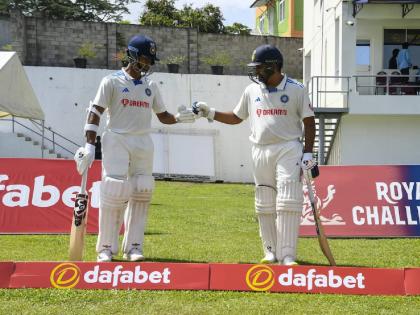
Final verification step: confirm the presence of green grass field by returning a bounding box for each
[0,181,419,314]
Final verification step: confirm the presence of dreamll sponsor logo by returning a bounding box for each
[50,263,81,289]
[245,266,366,292]
[121,99,150,108]
[256,108,287,117]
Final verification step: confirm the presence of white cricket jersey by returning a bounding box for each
[233,75,314,145]
[92,68,166,134]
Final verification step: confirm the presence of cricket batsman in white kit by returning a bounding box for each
[75,34,195,262]
[193,44,317,265]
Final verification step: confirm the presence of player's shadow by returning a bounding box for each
[294,260,367,267]
[144,231,167,235]
[111,257,209,263]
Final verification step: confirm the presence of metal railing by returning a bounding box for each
[354,74,420,96]
[308,76,351,108]
[3,116,80,158]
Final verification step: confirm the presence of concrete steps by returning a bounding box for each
[15,132,64,159]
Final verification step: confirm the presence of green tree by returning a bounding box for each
[224,22,251,35]
[139,0,179,27]
[198,4,224,33]
[0,0,139,22]
[140,0,225,34]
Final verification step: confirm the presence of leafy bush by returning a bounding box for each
[77,42,97,59]
[202,52,231,66]
[1,44,13,51]
[161,55,186,64]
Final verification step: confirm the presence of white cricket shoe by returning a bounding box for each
[123,249,145,262]
[97,249,112,262]
[260,252,277,264]
[282,256,298,266]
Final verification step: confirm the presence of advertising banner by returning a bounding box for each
[1,159,420,237]
[209,263,406,295]
[0,158,101,233]
[9,262,209,290]
[404,268,420,295]
[0,262,14,288]
[1,262,418,295]
[300,165,420,237]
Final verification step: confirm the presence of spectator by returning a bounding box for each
[413,66,420,95]
[95,135,102,160]
[397,42,412,83]
[413,66,420,83]
[388,49,399,69]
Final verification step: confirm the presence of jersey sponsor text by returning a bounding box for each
[121,98,150,108]
[256,108,288,117]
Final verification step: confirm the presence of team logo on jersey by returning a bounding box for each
[280,94,289,103]
[122,88,130,93]
[145,88,152,96]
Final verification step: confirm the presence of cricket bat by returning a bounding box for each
[69,170,89,261]
[304,170,336,266]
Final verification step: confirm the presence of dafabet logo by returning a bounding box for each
[50,263,81,289]
[245,265,275,291]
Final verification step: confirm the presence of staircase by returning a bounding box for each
[313,108,348,165]
[0,117,80,159]
[16,132,64,159]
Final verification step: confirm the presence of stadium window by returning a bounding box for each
[279,0,285,22]
[356,40,370,66]
[383,29,420,69]
[259,15,265,34]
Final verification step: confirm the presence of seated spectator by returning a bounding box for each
[413,66,420,83]
[397,42,412,83]
[388,49,399,69]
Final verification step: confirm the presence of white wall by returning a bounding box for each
[23,67,255,183]
[330,115,420,165]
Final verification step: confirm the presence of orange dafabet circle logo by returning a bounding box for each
[245,264,275,291]
[50,263,81,289]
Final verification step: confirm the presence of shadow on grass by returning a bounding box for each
[111,257,209,263]
[295,260,368,268]
[144,231,168,236]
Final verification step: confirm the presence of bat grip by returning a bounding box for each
[304,170,316,203]
[80,170,88,194]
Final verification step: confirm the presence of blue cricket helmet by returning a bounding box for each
[127,35,159,65]
[248,44,283,68]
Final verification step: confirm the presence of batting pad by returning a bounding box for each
[122,175,155,254]
[275,179,303,262]
[276,210,301,262]
[255,185,277,257]
[96,177,131,255]
[276,179,303,212]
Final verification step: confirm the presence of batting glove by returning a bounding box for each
[74,143,95,175]
[175,105,195,123]
[301,152,319,179]
[192,101,215,122]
